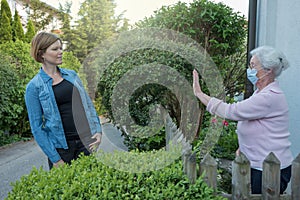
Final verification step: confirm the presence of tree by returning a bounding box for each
[0,11,12,43]
[58,1,72,42]
[12,9,24,41]
[135,0,248,117]
[64,0,121,99]
[68,0,119,62]
[25,0,56,31]
[24,19,36,43]
[96,0,247,148]
[0,0,12,23]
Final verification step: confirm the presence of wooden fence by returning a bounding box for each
[164,114,300,200]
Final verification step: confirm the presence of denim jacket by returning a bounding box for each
[25,67,101,163]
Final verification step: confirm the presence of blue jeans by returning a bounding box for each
[48,139,90,169]
[251,165,291,194]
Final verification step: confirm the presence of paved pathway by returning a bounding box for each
[0,122,127,200]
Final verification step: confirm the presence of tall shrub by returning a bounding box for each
[96,0,247,151]
[12,9,24,41]
[0,11,12,43]
[24,19,36,43]
[0,55,23,134]
[0,41,39,136]
[0,0,12,21]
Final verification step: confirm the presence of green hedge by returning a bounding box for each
[7,153,225,200]
[0,55,24,135]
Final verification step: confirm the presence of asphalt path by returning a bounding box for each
[0,123,127,200]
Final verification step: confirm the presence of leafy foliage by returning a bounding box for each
[123,125,166,152]
[24,19,36,43]
[0,0,13,44]
[195,118,238,160]
[0,55,24,134]
[24,0,62,31]
[193,112,238,193]
[12,9,24,42]
[0,0,12,20]
[0,132,22,146]
[0,41,39,136]
[138,0,247,58]
[96,0,247,152]
[58,1,72,46]
[7,153,225,200]
[65,0,119,62]
[60,51,81,73]
[60,0,122,99]
[0,11,12,43]
[98,48,191,122]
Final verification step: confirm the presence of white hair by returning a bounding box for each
[250,46,289,78]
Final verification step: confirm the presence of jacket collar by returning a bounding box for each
[38,66,68,83]
[254,81,282,94]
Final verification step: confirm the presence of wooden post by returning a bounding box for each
[187,152,197,184]
[292,153,300,200]
[232,152,251,200]
[200,154,217,189]
[262,152,280,200]
[183,148,197,184]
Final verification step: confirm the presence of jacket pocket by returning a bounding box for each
[39,92,51,117]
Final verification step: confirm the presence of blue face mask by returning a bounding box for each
[247,68,258,85]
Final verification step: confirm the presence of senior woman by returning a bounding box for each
[193,46,293,194]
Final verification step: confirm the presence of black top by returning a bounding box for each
[52,79,90,141]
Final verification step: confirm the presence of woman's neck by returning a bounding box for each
[256,77,274,91]
[42,64,58,76]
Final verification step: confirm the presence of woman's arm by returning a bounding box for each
[25,82,62,163]
[193,69,273,121]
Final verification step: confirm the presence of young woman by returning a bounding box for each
[25,32,102,169]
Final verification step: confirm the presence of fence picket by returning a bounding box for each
[262,152,281,199]
[200,153,217,189]
[291,153,300,200]
[164,115,299,200]
[231,152,251,200]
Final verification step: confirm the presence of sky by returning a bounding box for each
[42,0,249,24]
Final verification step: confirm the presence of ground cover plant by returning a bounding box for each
[7,153,226,200]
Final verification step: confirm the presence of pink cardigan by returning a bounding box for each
[207,81,293,169]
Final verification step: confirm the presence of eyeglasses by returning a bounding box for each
[248,62,261,70]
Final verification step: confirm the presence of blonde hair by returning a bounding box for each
[30,32,62,63]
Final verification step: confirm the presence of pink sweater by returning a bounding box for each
[207,81,293,169]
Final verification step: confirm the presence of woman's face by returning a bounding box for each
[42,40,63,66]
[249,55,265,79]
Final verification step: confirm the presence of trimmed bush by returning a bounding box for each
[7,153,225,200]
[0,55,23,135]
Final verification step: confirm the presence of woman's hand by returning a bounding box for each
[53,159,65,168]
[89,133,102,152]
[193,69,203,98]
[236,148,240,156]
[192,69,211,106]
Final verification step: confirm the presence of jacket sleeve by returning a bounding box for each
[207,92,272,121]
[25,82,61,163]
